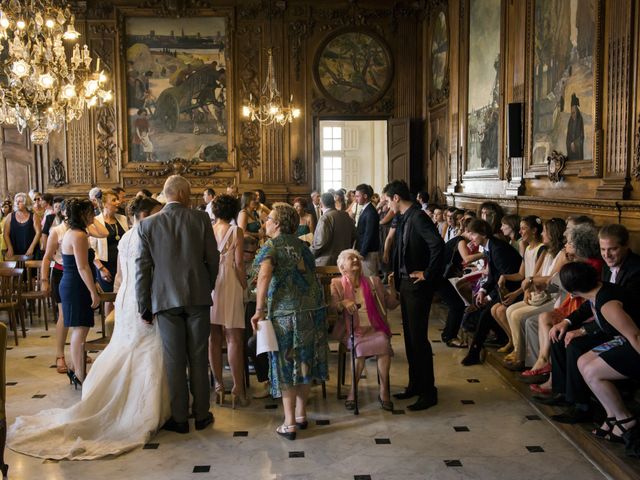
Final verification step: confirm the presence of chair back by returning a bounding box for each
[24,260,43,293]
[315,265,342,327]
[0,262,16,269]
[0,268,24,303]
[6,255,32,269]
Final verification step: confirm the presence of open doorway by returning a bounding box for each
[318,120,388,194]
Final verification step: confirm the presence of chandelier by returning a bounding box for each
[242,48,300,127]
[0,0,113,144]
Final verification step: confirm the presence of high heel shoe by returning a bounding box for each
[295,416,308,430]
[66,370,75,385]
[1,463,8,480]
[276,424,297,440]
[231,389,250,409]
[378,395,394,411]
[461,344,483,366]
[56,356,68,374]
[215,384,226,406]
[72,374,82,390]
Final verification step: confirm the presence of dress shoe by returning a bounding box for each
[551,405,593,424]
[407,394,438,411]
[162,418,189,434]
[503,360,525,372]
[532,393,569,407]
[393,389,417,400]
[195,412,214,431]
[461,350,482,366]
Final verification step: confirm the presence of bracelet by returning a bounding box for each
[256,307,265,312]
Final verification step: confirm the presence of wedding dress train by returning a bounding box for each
[8,225,170,460]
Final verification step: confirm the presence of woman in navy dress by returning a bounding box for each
[59,199,100,387]
[3,192,41,258]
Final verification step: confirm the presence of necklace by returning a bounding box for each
[106,221,120,241]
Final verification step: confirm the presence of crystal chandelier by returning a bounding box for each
[0,0,113,144]
[242,48,300,127]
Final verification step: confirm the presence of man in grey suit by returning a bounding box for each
[311,192,356,266]
[136,175,219,434]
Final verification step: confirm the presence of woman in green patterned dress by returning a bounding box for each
[251,203,328,441]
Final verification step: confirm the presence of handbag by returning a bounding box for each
[528,289,552,307]
[256,319,279,355]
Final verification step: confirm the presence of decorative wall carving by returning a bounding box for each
[124,176,230,189]
[546,150,566,183]
[291,157,305,185]
[136,158,222,177]
[96,105,117,178]
[632,114,640,181]
[289,19,315,81]
[49,158,67,188]
[139,0,216,17]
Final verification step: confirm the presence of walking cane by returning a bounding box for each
[349,303,362,415]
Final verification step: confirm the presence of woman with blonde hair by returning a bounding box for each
[3,192,41,258]
[331,249,399,411]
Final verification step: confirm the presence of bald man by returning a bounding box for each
[136,175,219,433]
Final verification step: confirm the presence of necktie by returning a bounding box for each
[316,205,322,219]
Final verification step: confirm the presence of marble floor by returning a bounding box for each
[4,305,608,480]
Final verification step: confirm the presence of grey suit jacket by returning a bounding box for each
[136,202,219,315]
[311,208,356,266]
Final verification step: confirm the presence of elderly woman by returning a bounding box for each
[330,249,399,411]
[251,203,328,441]
[3,192,41,258]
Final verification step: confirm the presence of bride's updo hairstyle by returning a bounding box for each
[127,196,162,221]
[65,198,95,230]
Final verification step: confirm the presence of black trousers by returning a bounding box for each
[399,278,437,397]
[244,301,269,383]
[436,278,466,342]
[550,331,610,404]
[469,297,508,348]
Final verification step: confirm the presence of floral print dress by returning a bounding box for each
[253,234,329,398]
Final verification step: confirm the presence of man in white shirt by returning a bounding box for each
[309,190,322,225]
[203,188,215,222]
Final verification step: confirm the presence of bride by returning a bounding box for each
[8,196,170,460]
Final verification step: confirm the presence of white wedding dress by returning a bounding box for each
[8,225,170,460]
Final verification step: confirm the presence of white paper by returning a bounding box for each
[256,320,279,355]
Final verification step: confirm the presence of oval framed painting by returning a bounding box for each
[313,28,393,108]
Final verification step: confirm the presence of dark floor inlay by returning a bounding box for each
[32,394,46,399]
[6,382,17,386]
[49,365,56,368]
[526,415,541,421]
[24,355,36,359]
[526,446,545,453]
[392,333,401,336]
[143,443,159,449]
[431,339,442,343]
[461,400,475,405]
[316,419,330,426]
[354,476,372,480]
[65,343,70,346]
[445,460,463,467]
[193,466,211,473]
[392,409,405,415]
[233,431,248,437]
[289,451,304,458]
[375,438,391,444]
[265,404,278,409]
[88,350,99,353]
[466,379,480,383]
[6,347,12,350]
[40,335,50,338]
[454,426,470,432]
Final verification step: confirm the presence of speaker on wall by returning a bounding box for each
[507,102,523,158]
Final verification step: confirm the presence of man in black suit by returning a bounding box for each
[461,219,523,366]
[354,184,380,276]
[307,190,322,226]
[383,180,444,411]
[543,224,640,423]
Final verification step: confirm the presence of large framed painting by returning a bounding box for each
[313,28,393,109]
[429,7,449,107]
[466,0,502,172]
[528,0,601,173]
[124,16,229,164]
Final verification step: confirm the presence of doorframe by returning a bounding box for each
[312,115,391,192]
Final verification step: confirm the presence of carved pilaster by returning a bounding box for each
[288,19,315,82]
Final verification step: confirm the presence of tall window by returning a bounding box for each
[321,126,342,192]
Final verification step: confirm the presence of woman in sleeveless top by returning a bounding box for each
[238,192,263,241]
[3,192,41,258]
[209,195,248,408]
[494,215,545,358]
[59,199,101,387]
[292,197,315,241]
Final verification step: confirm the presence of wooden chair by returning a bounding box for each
[0,262,16,269]
[22,260,49,331]
[98,292,117,338]
[315,266,341,399]
[0,268,25,345]
[82,335,110,381]
[5,255,32,270]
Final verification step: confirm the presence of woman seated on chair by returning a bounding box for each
[330,249,399,411]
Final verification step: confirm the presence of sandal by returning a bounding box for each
[276,423,297,440]
[295,416,308,430]
[55,356,68,374]
[607,416,636,444]
[592,416,616,439]
[344,399,356,410]
[446,338,469,349]
[378,395,394,411]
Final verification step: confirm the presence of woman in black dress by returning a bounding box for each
[559,262,640,453]
[59,199,100,387]
[3,192,41,258]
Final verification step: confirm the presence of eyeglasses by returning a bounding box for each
[34,197,41,201]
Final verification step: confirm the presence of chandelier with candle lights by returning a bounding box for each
[0,0,113,144]
[242,48,300,127]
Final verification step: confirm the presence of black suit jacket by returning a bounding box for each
[569,250,640,328]
[306,204,318,226]
[393,204,444,289]
[482,237,522,300]
[356,203,380,256]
